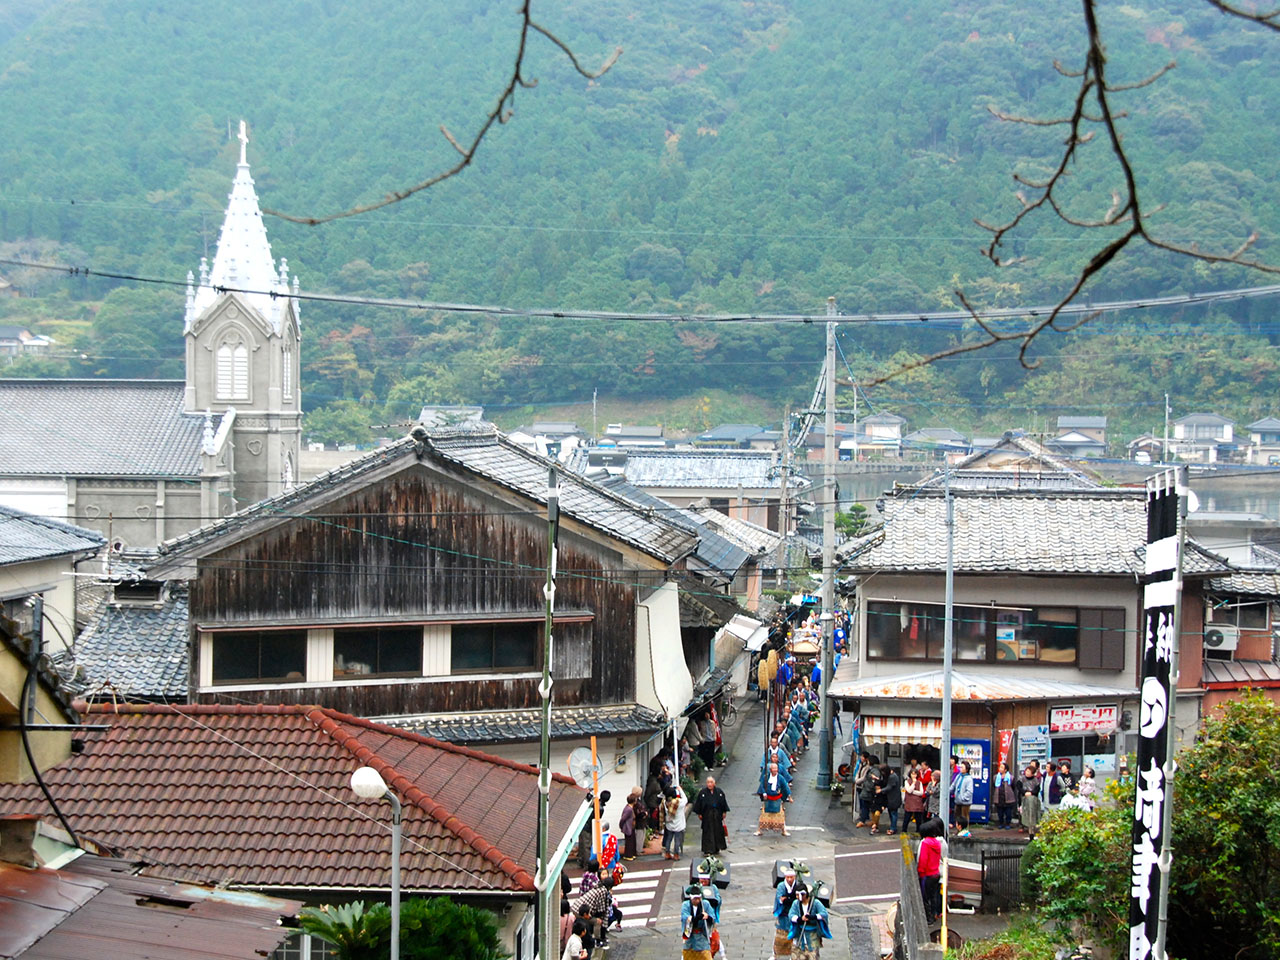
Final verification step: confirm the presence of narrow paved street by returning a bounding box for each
[605,698,893,960]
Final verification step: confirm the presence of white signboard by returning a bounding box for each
[1050,703,1118,734]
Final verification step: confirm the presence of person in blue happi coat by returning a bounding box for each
[788,886,832,960]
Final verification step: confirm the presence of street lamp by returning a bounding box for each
[351,766,402,960]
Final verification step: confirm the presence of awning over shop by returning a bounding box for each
[860,715,944,746]
[828,667,1137,703]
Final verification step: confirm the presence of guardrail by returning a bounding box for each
[894,835,942,960]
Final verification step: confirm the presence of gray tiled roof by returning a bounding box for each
[841,489,1149,575]
[0,379,205,477]
[1175,412,1233,425]
[1247,417,1280,431]
[620,449,807,490]
[691,507,782,556]
[157,424,697,565]
[912,470,1098,492]
[0,505,104,565]
[1204,569,1280,596]
[950,432,1101,486]
[388,703,667,744]
[66,587,189,699]
[598,477,749,578]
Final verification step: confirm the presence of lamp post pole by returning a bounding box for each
[351,767,403,960]
[816,301,837,790]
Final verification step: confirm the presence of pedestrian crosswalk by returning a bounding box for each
[566,866,671,929]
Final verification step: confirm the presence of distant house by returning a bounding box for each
[1170,412,1237,463]
[1049,417,1108,458]
[1246,416,1280,464]
[931,431,1103,490]
[0,275,17,298]
[902,427,970,460]
[602,423,667,448]
[860,412,907,456]
[1127,434,1165,463]
[0,325,35,356]
[692,423,768,449]
[1056,415,1107,443]
[608,447,809,533]
[0,702,586,960]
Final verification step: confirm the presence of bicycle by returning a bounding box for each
[720,684,739,726]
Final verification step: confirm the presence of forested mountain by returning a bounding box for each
[1,0,1278,442]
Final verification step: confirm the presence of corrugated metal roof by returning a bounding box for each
[0,506,104,565]
[156,425,697,566]
[0,854,299,960]
[64,588,189,699]
[0,703,584,895]
[0,380,204,478]
[1201,658,1280,687]
[841,489,1148,576]
[827,665,1137,702]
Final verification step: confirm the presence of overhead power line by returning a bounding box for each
[4,256,1280,326]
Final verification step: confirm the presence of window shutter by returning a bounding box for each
[1080,607,1126,670]
[1079,608,1103,669]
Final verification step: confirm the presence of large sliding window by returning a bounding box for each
[333,625,422,678]
[451,622,539,673]
[867,600,1121,667]
[212,630,307,683]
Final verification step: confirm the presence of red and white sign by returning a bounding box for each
[1049,703,1118,733]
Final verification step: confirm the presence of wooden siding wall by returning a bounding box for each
[191,465,658,712]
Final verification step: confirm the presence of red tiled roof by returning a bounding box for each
[0,703,584,896]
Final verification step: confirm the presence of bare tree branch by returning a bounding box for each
[1204,0,1280,30]
[868,0,1277,387]
[263,2,621,225]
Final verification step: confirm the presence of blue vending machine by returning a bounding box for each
[951,738,991,823]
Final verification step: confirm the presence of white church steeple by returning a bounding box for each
[186,120,295,332]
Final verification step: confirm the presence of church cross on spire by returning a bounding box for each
[238,119,248,165]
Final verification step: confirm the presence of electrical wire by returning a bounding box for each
[4,256,1280,325]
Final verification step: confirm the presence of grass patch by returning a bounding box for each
[948,912,1065,960]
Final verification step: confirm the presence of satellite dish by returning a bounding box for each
[568,747,601,788]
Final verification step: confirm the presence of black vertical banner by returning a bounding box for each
[1130,471,1180,960]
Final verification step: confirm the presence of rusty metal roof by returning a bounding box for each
[0,853,298,960]
[0,703,585,896]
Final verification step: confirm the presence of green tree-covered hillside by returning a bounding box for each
[1,0,1278,440]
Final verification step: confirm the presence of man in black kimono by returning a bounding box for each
[692,775,730,855]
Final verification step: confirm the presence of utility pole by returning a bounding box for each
[535,467,559,960]
[592,388,598,443]
[1163,393,1171,463]
[778,404,791,579]
[816,298,837,790]
[940,466,955,949]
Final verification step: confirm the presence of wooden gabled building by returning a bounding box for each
[146,422,701,796]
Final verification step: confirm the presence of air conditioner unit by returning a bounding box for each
[1204,624,1241,653]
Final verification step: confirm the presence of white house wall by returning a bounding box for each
[635,581,693,719]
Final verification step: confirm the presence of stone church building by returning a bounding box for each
[0,124,301,552]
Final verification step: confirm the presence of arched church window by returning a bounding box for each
[282,342,294,400]
[216,334,249,400]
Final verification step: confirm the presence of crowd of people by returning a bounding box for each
[769,865,833,960]
[852,752,1101,839]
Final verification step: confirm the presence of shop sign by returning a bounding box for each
[1050,703,1118,733]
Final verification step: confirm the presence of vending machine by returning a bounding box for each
[951,738,991,823]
